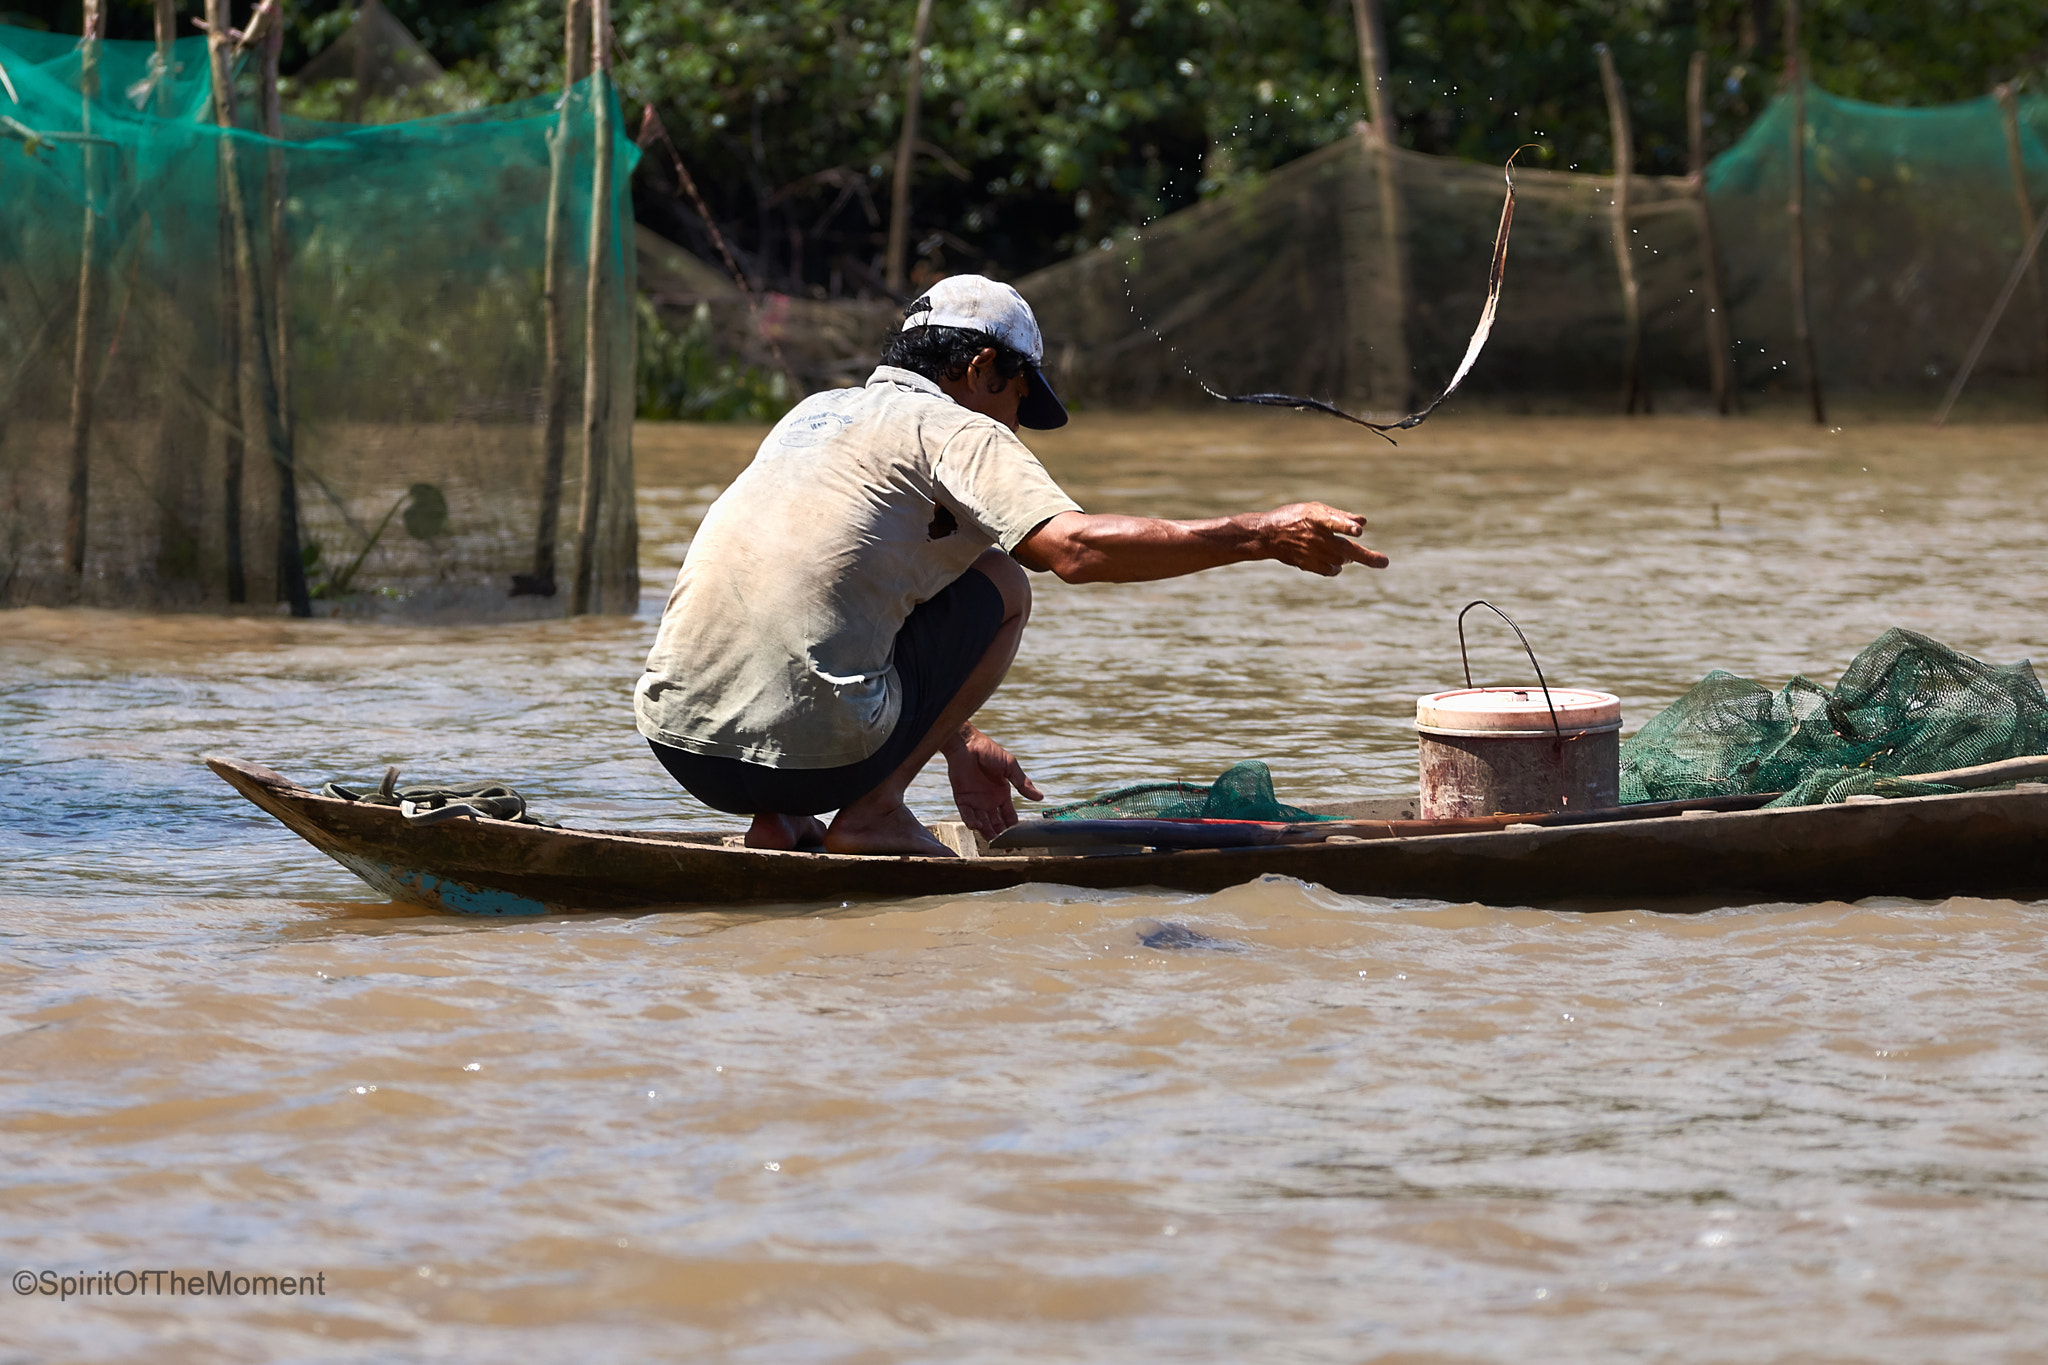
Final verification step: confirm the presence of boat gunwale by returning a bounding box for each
[204,755,2048,914]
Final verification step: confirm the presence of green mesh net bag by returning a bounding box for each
[1621,629,2048,807]
[0,26,638,618]
[1765,769,1965,809]
[1043,760,1333,823]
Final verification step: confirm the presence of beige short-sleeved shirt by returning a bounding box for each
[634,366,1082,768]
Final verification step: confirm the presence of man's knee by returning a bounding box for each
[972,548,1031,623]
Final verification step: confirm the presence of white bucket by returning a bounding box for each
[1415,686,1622,818]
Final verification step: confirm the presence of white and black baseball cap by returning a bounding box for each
[901,275,1068,429]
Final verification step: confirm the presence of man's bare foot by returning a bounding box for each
[745,813,828,851]
[823,798,958,857]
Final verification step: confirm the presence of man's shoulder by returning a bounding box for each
[859,367,986,433]
[768,387,868,451]
[866,368,1035,451]
[791,371,1009,461]
[749,370,1032,477]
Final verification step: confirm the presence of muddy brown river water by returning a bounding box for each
[5,413,2047,1361]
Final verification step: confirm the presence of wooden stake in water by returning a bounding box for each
[1689,50,1737,416]
[206,0,246,602]
[518,0,591,599]
[571,0,615,616]
[63,0,105,579]
[260,14,289,420]
[1783,0,1826,426]
[1995,83,2047,411]
[1932,204,2048,427]
[257,3,310,617]
[153,0,175,110]
[884,0,935,295]
[208,0,309,615]
[1596,43,1644,415]
[1348,0,1412,412]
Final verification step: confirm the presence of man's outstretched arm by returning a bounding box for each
[1011,503,1389,583]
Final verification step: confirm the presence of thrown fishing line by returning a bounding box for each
[1118,145,1533,444]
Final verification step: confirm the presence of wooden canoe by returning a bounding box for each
[205,756,2048,916]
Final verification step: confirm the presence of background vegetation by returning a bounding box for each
[15,1,2048,296]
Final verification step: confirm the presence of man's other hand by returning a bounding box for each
[944,725,1042,839]
[1255,502,1390,576]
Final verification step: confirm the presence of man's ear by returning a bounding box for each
[975,347,1006,391]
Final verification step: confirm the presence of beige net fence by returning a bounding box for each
[1017,134,1704,414]
[1012,86,2048,417]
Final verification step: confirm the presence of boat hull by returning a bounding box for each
[206,757,2048,915]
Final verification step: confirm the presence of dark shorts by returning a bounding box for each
[650,566,1006,816]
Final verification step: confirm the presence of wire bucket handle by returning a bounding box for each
[1456,599,1564,749]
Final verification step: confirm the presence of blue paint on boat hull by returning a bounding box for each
[328,850,553,916]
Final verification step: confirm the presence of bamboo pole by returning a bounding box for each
[565,0,592,87]
[1349,0,1412,411]
[1995,83,2048,411]
[206,0,246,602]
[884,0,935,295]
[349,0,376,123]
[63,0,105,579]
[1932,207,2048,426]
[259,5,310,616]
[146,0,178,577]
[262,21,288,382]
[1783,0,1826,425]
[1689,50,1737,415]
[1596,43,1644,415]
[571,0,615,615]
[141,0,191,588]
[154,0,175,112]
[517,0,591,599]
[208,0,309,615]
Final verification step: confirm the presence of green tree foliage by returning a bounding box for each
[635,297,794,420]
[15,1,2046,289]
[462,0,2048,293]
[491,0,1370,287]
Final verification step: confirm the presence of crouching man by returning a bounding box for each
[635,276,1385,857]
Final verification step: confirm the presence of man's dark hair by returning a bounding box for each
[879,310,1032,386]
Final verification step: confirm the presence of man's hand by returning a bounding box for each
[1253,502,1390,576]
[1014,504,1388,583]
[943,724,1042,839]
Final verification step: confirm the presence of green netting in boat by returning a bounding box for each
[1043,760,1334,823]
[1054,630,2047,822]
[1622,629,2048,807]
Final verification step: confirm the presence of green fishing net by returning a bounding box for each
[1621,629,2048,807]
[1705,85,2048,401]
[0,25,639,617]
[1043,760,1333,823]
[1048,633,2041,824]
[1022,84,2048,411]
